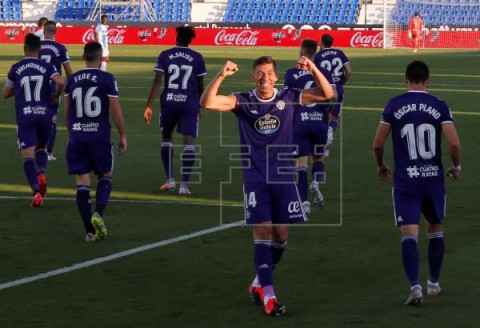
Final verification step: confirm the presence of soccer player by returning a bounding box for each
[284,39,337,212]
[143,26,206,195]
[314,33,351,158]
[409,12,423,53]
[95,14,109,71]
[39,20,73,160]
[64,41,127,242]
[200,56,334,316]
[2,33,64,207]
[33,17,48,40]
[373,61,461,305]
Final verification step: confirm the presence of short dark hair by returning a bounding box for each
[415,11,419,16]
[25,33,41,52]
[37,17,48,27]
[176,26,196,45]
[101,14,108,21]
[44,21,57,35]
[321,34,334,48]
[300,38,318,57]
[405,60,430,83]
[83,41,103,62]
[252,56,277,71]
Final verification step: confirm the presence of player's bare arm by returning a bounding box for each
[443,123,461,180]
[144,70,164,124]
[298,56,334,104]
[344,63,352,84]
[64,95,71,130]
[110,97,127,156]
[200,61,238,112]
[373,123,392,182]
[63,62,73,77]
[1,85,13,99]
[52,73,65,98]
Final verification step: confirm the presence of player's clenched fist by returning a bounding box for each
[296,56,315,71]
[220,61,238,77]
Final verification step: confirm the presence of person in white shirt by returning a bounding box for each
[95,14,109,71]
[33,17,48,40]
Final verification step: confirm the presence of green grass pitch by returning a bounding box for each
[0,44,479,327]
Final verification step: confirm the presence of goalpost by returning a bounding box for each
[383,0,480,49]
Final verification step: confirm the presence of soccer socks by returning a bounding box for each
[401,234,420,287]
[428,232,445,283]
[328,120,338,133]
[95,177,112,216]
[254,240,275,300]
[312,161,325,183]
[271,241,287,268]
[23,157,39,192]
[181,144,195,184]
[35,149,48,174]
[296,167,308,202]
[161,141,174,181]
[47,121,57,154]
[100,61,107,71]
[76,185,95,234]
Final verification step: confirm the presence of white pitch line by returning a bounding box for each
[0,220,243,291]
[0,195,243,207]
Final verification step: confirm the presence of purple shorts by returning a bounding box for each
[293,123,328,157]
[160,107,199,137]
[66,139,113,176]
[17,118,51,150]
[392,183,446,227]
[243,182,307,225]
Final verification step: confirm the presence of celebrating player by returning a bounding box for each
[64,41,127,242]
[200,56,334,316]
[143,26,206,195]
[314,33,351,158]
[95,14,109,71]
[39,20,73,160]
[373,61,461,305]
[284,39,337,212]
[409,12,423,53]
[2,33,64,207]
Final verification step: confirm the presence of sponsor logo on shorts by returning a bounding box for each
[72,122,100,132]
[255,114,280,135]
[301,111,324,122]
[23,105,47,115]
[166,92,188,102]
[287,201,300,213]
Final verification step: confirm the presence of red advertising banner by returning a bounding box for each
[0,25,478,48]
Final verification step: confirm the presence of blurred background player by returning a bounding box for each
[95,14,109,71]
[39,20,73,160]
[409,12,423,53]
[143,26,206,195]
[2,33,64,207]
[33,17,48,40]
[314,33,351,159]
[373,60,461,305]
[64,41,127,242]
[200,56,333,316]
[284,39,337,212]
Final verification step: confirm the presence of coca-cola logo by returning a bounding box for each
[350,31,384,48]
[82,28,126,44]
[138,29,151,41]
[214,29,259,46]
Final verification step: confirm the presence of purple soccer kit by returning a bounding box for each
[154,46,207,137]
[314,47,349,117]
[65,68,118,176]
[6,57,58,149]
[380,90,454,226]
[233,88,307,225]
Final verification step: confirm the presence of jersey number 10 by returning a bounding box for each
[401,123,436,160]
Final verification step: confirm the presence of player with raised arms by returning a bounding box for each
[200,55,334,316]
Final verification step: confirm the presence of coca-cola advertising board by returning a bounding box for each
[0,25,478,48]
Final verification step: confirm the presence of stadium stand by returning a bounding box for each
[222,0,362,24]
[389,0,480,26]
[0,0,22,20]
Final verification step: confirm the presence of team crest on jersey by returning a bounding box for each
[276,100,286,110]
[255,114,280,134]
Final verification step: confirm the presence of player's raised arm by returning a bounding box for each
[200,61,238,112]
[144,70,164,124]
[298,56,334,105]
[443,123,461,180]
[373,123,392,182]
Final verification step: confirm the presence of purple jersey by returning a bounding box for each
[39,39,70,76]
[65,68,118,142]
[234,88,302,183]
[314,48,350,86]
[154,46,206,112]
[284,67,334,134]
[380,90,454,187]
[6,57,58,124]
